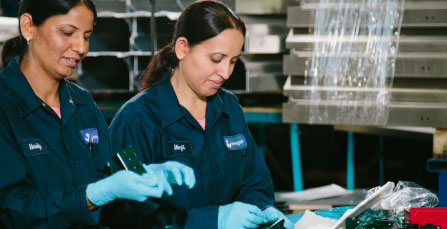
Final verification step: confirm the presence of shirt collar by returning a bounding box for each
[155,74,230,128]
[1,57,85,118]
[205,89,230,129]
[59,79,87,106]
[156,76,184,128]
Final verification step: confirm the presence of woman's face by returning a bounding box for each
[178,28,244,98]
[28,4,93,78]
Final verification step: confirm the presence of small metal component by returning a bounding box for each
[257,219,286,229]
[104,146,146,175]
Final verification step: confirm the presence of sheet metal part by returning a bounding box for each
[242,16,289,54]
[241,54,285,92]
[284,31,447,78]
[94,0,127,13]
[235,0,296,15]
[283,77,447,127]
[93,0,196,13]
[284,54,447,79]
[288,2,447,28]
[285,32,447,53]
[236,0,292,92]
[282,0,447,127]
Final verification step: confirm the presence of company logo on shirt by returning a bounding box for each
[80,128,99,144]
[29,143,43,151]
[225,139,245,149]
[174,144,186,152]
[223,134,247,151]
[84,133,99,144]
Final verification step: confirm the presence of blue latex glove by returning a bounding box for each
[144,161,195,196]
[218,202,265,229]
[262,207,294,229]
[86,169,163,206]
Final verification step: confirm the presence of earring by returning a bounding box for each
[26,37,30,45]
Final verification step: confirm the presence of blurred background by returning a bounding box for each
[1,0,445,205]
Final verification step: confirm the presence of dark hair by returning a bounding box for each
[1,0,97,68]
[140,0,246,90]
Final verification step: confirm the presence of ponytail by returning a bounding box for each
[1,36,27,69]
[140,43,178,90]
[140,0,245,90]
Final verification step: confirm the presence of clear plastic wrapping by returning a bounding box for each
[369,181,439,215]
[359,181,439,228]
[304,0,405,125]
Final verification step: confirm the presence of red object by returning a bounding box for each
[410,207,447,228]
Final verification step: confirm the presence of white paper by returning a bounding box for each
[294,210,338,229]
[331,181,395,229]
[278,184,353,201]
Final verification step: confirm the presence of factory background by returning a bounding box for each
[0,0,444,203]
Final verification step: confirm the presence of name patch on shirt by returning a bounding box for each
[21,138,49,157]
[223,134,247,151]
[80,128,99,144]
[167,141,193,157]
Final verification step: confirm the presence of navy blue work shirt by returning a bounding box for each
[0,57,111,228]
[108,76,275,228]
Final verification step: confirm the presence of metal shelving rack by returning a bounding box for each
[77,0,186,93]
[282,0,447,128]
[281,0,447,192]
[235,0,296,92]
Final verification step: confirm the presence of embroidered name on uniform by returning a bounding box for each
[29,143,42,151]
[174,144,186,152]
[223,134,247,151]
[21,139,48,157]
[80,128,99,144]
[168,141,193,156]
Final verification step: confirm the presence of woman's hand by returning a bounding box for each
[144,161,196,196]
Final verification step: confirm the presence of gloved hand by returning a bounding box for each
[218,202,265,229]
[262,207,294,229]
[86,169,163,206]
[144,161,195,196]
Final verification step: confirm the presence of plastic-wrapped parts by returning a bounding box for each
[303,0,405,125]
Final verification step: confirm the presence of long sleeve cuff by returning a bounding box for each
[49,185,100,225]
[185,205,219,229]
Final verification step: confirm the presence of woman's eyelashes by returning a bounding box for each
[60,30,91,41]
[61,30,74,37]
[211,57,238,64]
[211,58,221,63]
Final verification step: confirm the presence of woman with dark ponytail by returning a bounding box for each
[1,36,26,69]
[109,1,294,228]
[140,44,178,89]
[0,1,196,228]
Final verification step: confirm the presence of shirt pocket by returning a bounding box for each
[223,134,248,159]
[79,127,99,156]
[20,138,57,188]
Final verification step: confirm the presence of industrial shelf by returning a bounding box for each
[77,0,177,92]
